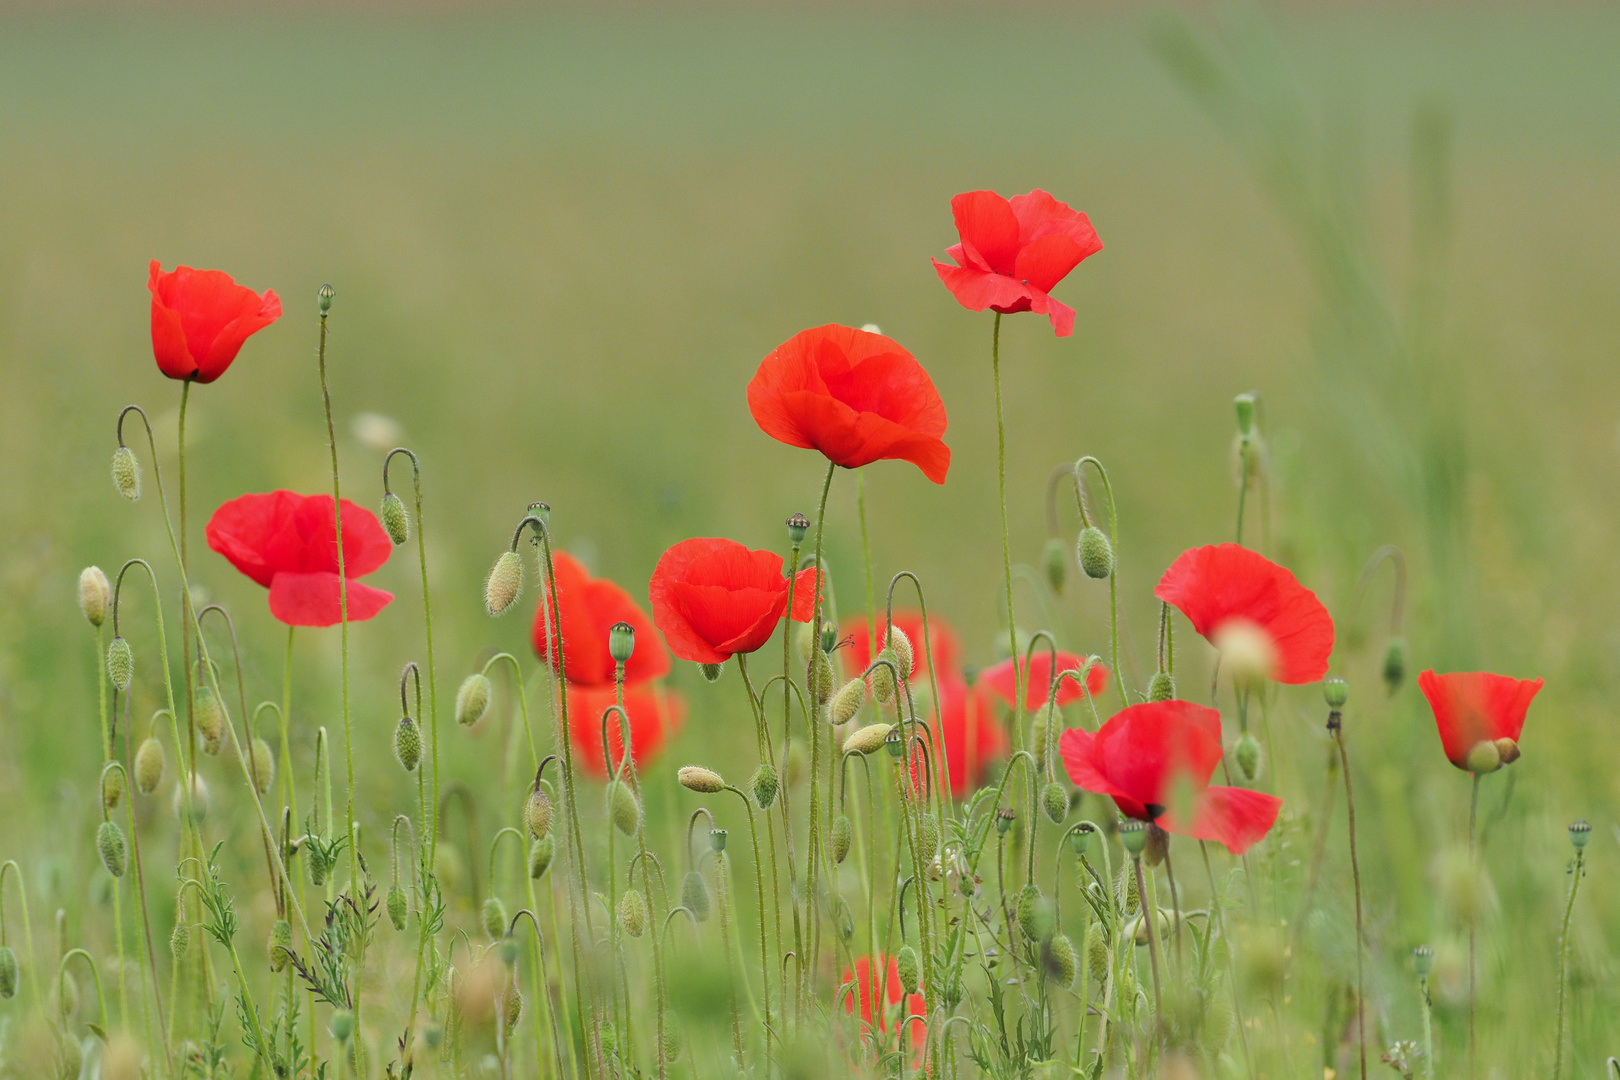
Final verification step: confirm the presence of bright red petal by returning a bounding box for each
[843,611,961,681]
[267,572,392,627]
[932,260,1039,315]
[650,538,802,662]
[1169,785,1281,855]
[533,551,668,687]
[147,262,280,384]
[566,682,685,778]
[1061,700,1224,812]
[979,652,1107,711]
[949,191,1021,276]
[1417,669,1543,769]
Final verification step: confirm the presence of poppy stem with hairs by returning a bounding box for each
[1468,770,1481,1080]
[1552,832,1585,1080]
[803,459,835,1008]
[1132,853,1165,1044]
[990,313,1025,744]
[386,448,441,867]
[1330,707,1368,1080]
[1200,840,1257,1080]
[858,469,876,659]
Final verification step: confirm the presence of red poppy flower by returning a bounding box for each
[932,189,1102,337]
[1058,700,1281,855]
[747,324,950,484]
[531,551,669,687]
[979,651,1109,712]
[841,955,925,1047]
[149,261,282,383]
[566,682,686,778]
[919,679,1007,797]
[205,491,393,627]
[1155,544,1334,685]
[1417,670,1543,771]
[649,538,820,664]
[841,611,961,683]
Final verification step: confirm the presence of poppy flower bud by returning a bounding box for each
[808,651,836,700]
[750,764,779,809]
[1043,537,1069,596]
[1018,883,1053,942]
[268,919,294,970]
[525,787,552,839]
[503,983,525,1034]
[709,828,727,853]
[609,621,636,665]
[831,815,853,865]
[528,835,555,879]
[1233,733,1263,783]
[170,920,191,961]
[386,885,407,931]
[1042,782,1070,825]
[329,1008,355,1044]
[896,945,921,996]
[1119,820,1147,859]
[995,807,1015,836]
[1464,740,1502,775]
[786,513,810,547]
[918,812,940,861]
[1077,527,1113,580]
[111,445,142,501]
[456,673,492,727]
[1085,922,1110,984]
[833,895,855,942]
[308,844,330,888]
[380,492,410,546]
[1323,676,1349,710]
[135,736,165,794]
[482,896,508,939]
[619,888,648,937]
[101,767,125,813]
[1412,945,1434,977]
[885,625,915,681]
[247,737,275,794]
[317,283,335,316]
[394,716,422,772]
[678,765,725,793]
[700,662,724,683]
[663,1019,685,1063]
[0,946,16,999]
[486,550,523,616]
[609,781,641,836]
[1493,737,1520,766]
[681,870,711,922]
[97,820,127,878]
[194,684,224,755]
[1147,671,1175,703]
[1382,637,1408,696]
[78,567,111,627]
[842,723,891,756]
[869,651,899,704]
[1569,819,1592,850]
[829,678,867,727]
[1047,933,1078,989]
[785,737,808,787]
[107,636,134,691]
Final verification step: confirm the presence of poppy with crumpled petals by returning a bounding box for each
[649,537,819,664]
[1418,669,1543,771]
[748,324,951,484]
[1059,699,1281,855]
[979,651,1109,712]
[567,683,686,778]
[1155,544,1334,685]
[532,550,670,687]
[205,491,393,627]
[932,189,1102,337]
[149,261,282,383]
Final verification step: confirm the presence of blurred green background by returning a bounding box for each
[2,0,1618,1068]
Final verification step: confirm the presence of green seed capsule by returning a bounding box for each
[1078,526,1113,580]
[394,716,422,772]
[1147,671,1175,702]
[97,820,127,878]
[680,870,710,922]
[528,836,555,880]
[619,888,648,937]
[107,637,134,692]
[1048,933,1078,988]
[387,886,408,931]
[750,764,779,810]
[831,815,853,865]
[609,781,640,836]
[111,445,142,501]
[380,492,410,546]
[329,1008,355,1043]
[268,919,293,971]
[896,945,920,996]
[1233,733,1262,783]
[456,673,492,727]
[1041,782,1070,825]
[525,787,553,839]
[485,550,523,616]
[699,662,724,683]
[135,737,165,795]
[482,897,508,940]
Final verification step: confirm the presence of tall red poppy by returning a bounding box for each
[567,683,686,778]
[841,955,925,1047]
[747,324,951,484]
[149,261,282,383]
[1155,544,1334,685]
[649,538,819,664]
[932,189,1102,337]
[1417,670,1543,771]
[205,491,393,627]
[532,551,670,686]
[979,651,1109,712]
[1058,700,1281,855]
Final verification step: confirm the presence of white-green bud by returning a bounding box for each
[829,677,867,726]
[111,445,142,501]
[456,673,492,727]
[525,786,553,838]
[1077,526,1113,580]
[394,716,422,772]
[380,492,410,546]
[329,1008,355,1044]
[194,684,224,755]
[1041,782,1070,825]
[485,550,523,616]
[681,870,710,922]
[842,723,891,756]
[169,921,190,961]
[107,636,133,691]
[97,820,127,878]
[831,815,853,865]
[896,945,920,996]
[134,736,165,794]
[1147,671,1175,702]
[528,835,555,879]
[619,888,648,937]
[101,767,125,812]
[482,896,508,939]
[247,737,275,794]
[609,781,641,836]
[78,567,110,627]
[678,766,725,794]
[1047,933,1078,988]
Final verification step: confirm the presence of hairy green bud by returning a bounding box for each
[485,550,523,616]
[1382,637,1408,696]
[111,445,142,501]
[97,820,127,878]
[884,625,915,682]
[387,886,408,931]
[394,716,422,772]
[525,786,553,838]
[1233,733,1262,783]
[833,895,855,942]
[1043,536,1068,596]
[918,812,940,862]
[750,763,779,809]
[829,677,867,727]
[1147,671,1175,702]
[194,684,224,756]
[247,737,275,794]
[681,870,711,922]
[869,650,899,704]
[1041,782,1070,825]
[619,888,648,937]
[456,672,492,727]
[528,835,555,879]
[482,896,509,940]
[107,636,134,692]
[808,651,836,700]
[268,919,293,971]
[135,736,165,794]
[1077,526,1113,580]
[78,567,110,628]
[0,946,16,999]
[1047,933,1078,988]
[842,723,891,756]
[662,1018,685,1062]
[503,983,524,1035]
[699,662,724,683]
[380,492,410,546]
[896,945,920,996]
[831,815,853,865]
[1017,883,1053,943]
[1085,921,1110,984]
[170,920,190,961]
[677,765,724,794]
[329,1008,355,1043]
[609,781,641,836]
[101,767,126,813]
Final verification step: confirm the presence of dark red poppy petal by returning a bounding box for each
[1418,669,1544,769]
[267,572,392,627]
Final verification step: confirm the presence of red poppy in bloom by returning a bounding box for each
[149,261,282,383]
[979,651,1109,712]
[649,538,820,664]
[1417,670,1543,772]
[205,491,393,627]
[532,551,670,687]
[1059,700,1281,855]
[932,189,1102,337]
[841,956,925,1047]
[1155,544,1334,685]
[566,683,686,778]
[747,324,951,484]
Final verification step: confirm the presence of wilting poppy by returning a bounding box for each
[1155,544,1334,685]
[1417,670,1543,772]
[649,537,819,664]
[532,551,669,687]
[841,955,926,1047]
[1058,699,1281,855]
[149,261,282,383]
[979,651,1109,712]
[747,324,951,484]
[932,189,1102,337]
[205,491,392,627]
[566,683,686,778]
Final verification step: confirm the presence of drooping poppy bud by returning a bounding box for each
[831,815,853,864]
[918,812,940,861]
[456,673,492,727]
[750,764,778,809]
[525,787,552,839]
[678,766,724,794]
[843,723,891,756]
[247,738,275,794]
[1233,733,1262,783]
[1147,671,1175,702]
[1017,883,1053,942]
[619,888,648,937]
[1047,933,1078,989]
[97,820,128,878]
[485,551,523,616]
[833,895,855,942]
[681,870,711,922]
[1077,527,1113,580]
[380,492,410,546]
[112,446,142,501]
[194,683,225,756]
[1085,922,1109,984]
[481,897,508,939]
[135,736,165,794]
[107,636,134,691]
[1383,637,1408,696]
[528,836,554,879]
[609,781,641,836]
[870,650,899,704]
[268,919,294,970]
[169,920,191,961]
[394,716,422,772]
[1042,782,1070,825]
[0,946,17,999]
[387,886,408,931]
[102,768,125,813]
[78,567,111,628]
[896,945,920,996]
[829,678,867,726]
[1043,537,1068,595]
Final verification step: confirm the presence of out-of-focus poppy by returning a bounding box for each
[566,683,686,778]
[532,551,669,686]
[978,651,1109,712]
[1417,669,1542,772]
[841,955,925,1047]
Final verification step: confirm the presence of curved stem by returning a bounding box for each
[1074,457,1127,713]
[57,948,109,1035]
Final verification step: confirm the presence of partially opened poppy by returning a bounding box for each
[748,324,951,484]
[149,261,282,383]
[566,683,686,778]
[532,551,670,686]
[1417,670,1543,772]
[932,189,1102,337]
[1058,699,1281,855]
[205,491,393,627]
[841,955,925,1047]
[1155,544,1334,685]
[649,537,819,664]
[979,651,1109,712]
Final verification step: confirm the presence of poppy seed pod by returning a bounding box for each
[786,512,810,547]
[681,870,711,922]
[608,621,636,665]
[699,662,724,683]
[111,445,142,501]
[394,716,422,772]
[1041,782,1069,825]
[831,815,853,865]
[1070,825,1092,858]
[247,737,275,794]
[1043,537,1069,596]
[995,807,1015,836]
[525,787,553,838]
[329,1008,355,1044]
[820,619,839,654]
[170,920,191,961]
[842,723,891,756]
[1234,392,1257,438]
[1323,676,1349,710]
[884,726,906,759]
[1494,737,1521,766]
[1147,671,1175,702]
[1465,740,1502,775]
[0,946,16,999]
[101,767,125,812]
[387,885,408,931]
[619,888,648,937]
[78,567,111,627]
[134,736,165,794]
[456,673,492,727]
[481,896,508,940]
[1233,733,1262,783]
[750,764,779,809]
[609,781,641,836]
[678,765,725,794]
[194,684,224,755]
[107,636,134,692]
[380,492,410,546]
[1412,945,1434,977]
[709,828,727,853]
[1077,527,1113,580]
[1382,637,1408,695]
[918,812,940,862]
[1570,819,1592,850]
[829,678,867,727]
[1047,933,1078,989]
[268,919,293,970]
[1119,820,1147,859]
[97,820,127,878]
[485,550,523,616]
[1085,922,1110,984]
[529,835,555,879]
[896,945,920,996]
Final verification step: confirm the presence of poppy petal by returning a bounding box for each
[1171,785,1282,855]
[980,652,1108,711]
[949,191,1021,275]
[565,682,685,778]
[267,572,392,627]
[1417,669,1543,769]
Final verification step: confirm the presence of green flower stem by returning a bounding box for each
[57,948,109,1036]
[1200,841,1256,1080]
[1552,846,1585,1080]
[858,468,876,658]
[735,654,786,1040]
[775,550,807,1020]
[1468,771,1481,1080]
[725,784,773,1068]
[1331,717,1368,1080]
[1073,457,1126,713]
[386,449,441,861]
[715,850,746,1066]
[1419,970,1434,1080]
[612,697,669,1080]
[802,460,836,1009]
